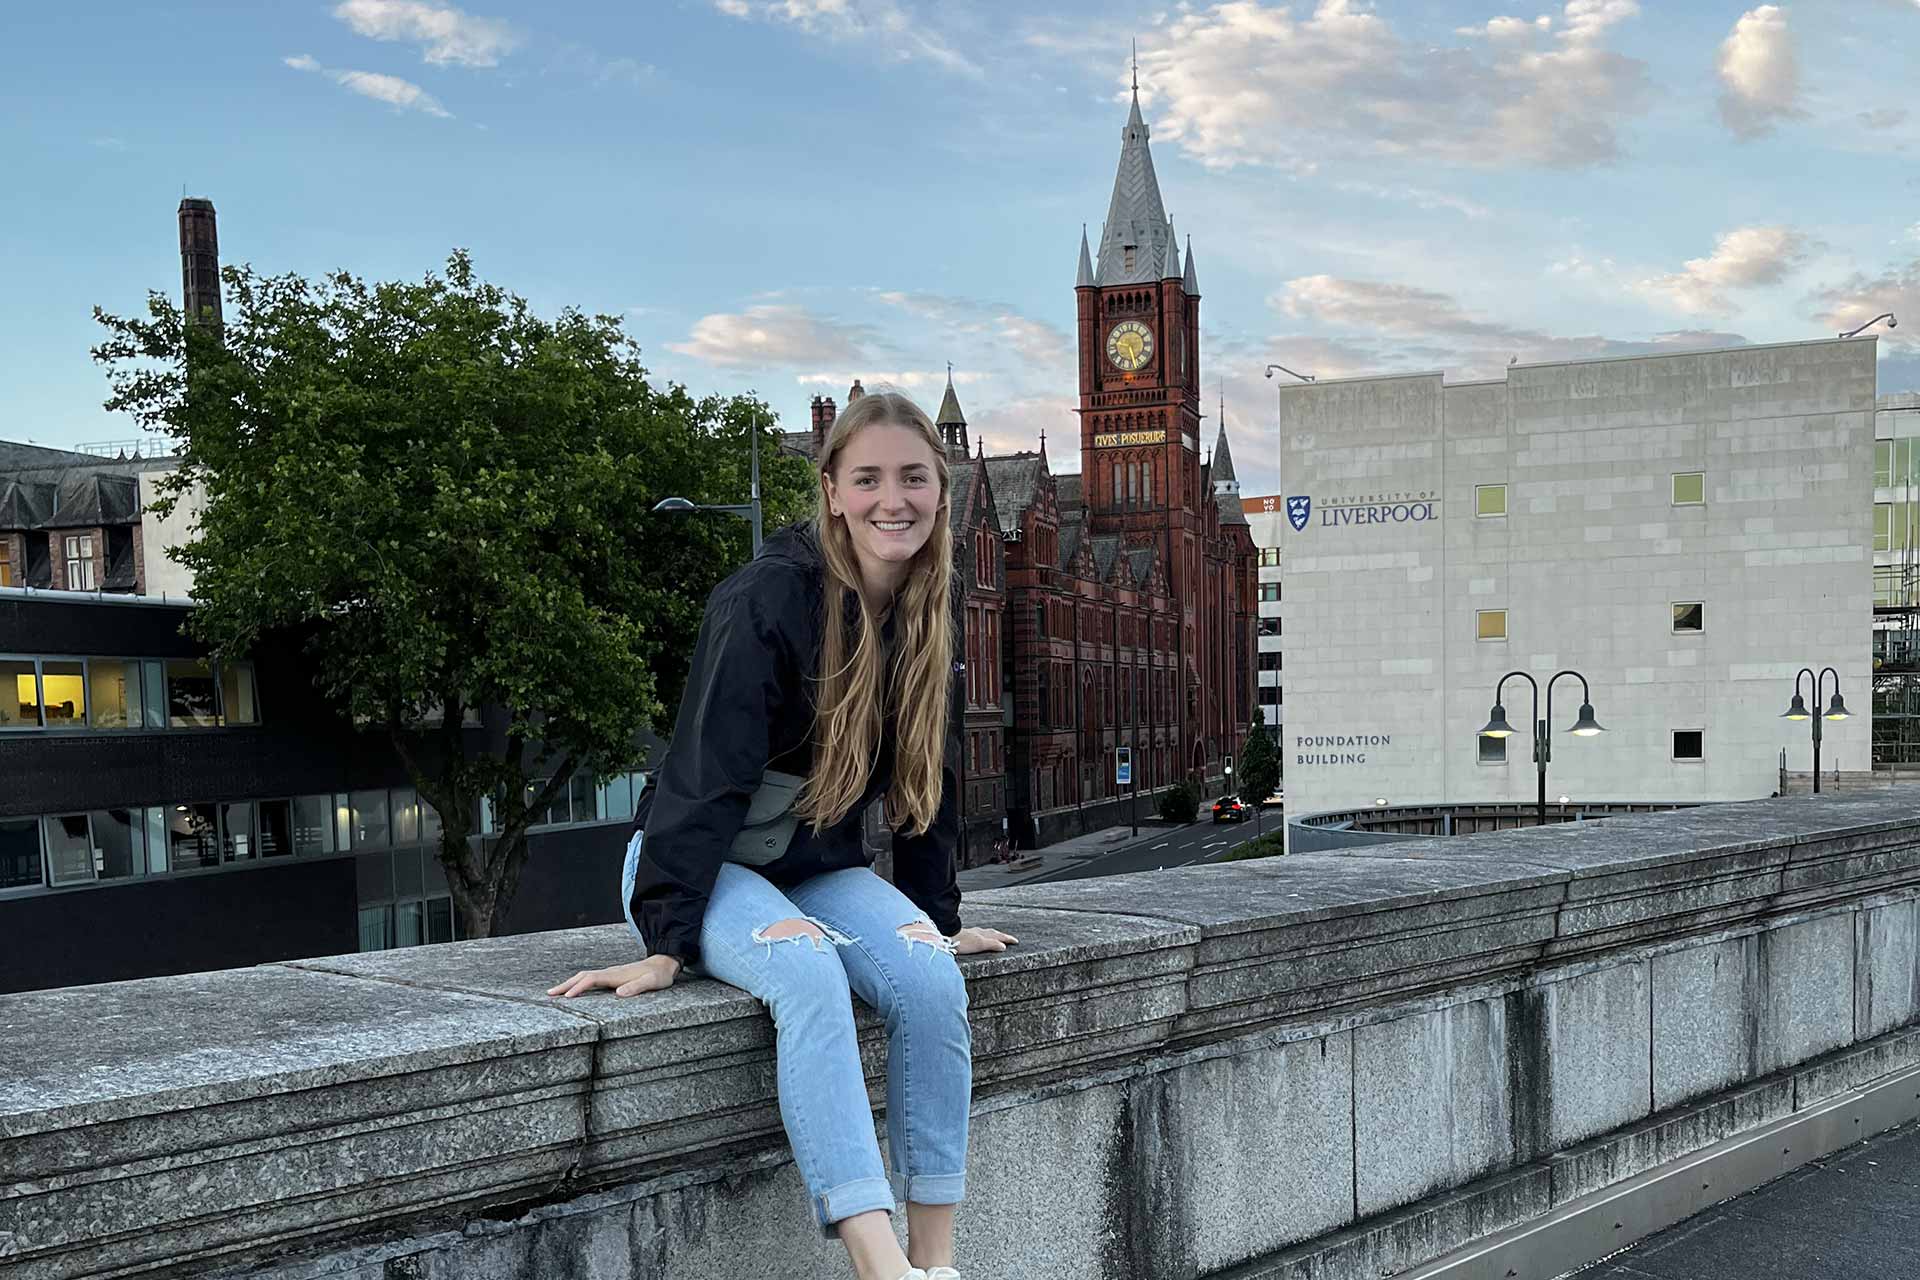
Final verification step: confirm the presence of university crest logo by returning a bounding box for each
[1286,495,1311,532]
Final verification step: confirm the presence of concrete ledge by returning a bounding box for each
[4,791,1920,1278]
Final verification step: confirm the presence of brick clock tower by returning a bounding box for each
[1075,75,1218,770]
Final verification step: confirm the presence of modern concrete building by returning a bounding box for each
[1243,494,1284,733]
[1278,338,1877,821]
[1873,390,1920,766]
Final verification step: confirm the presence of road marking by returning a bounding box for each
[1203,840,1227,849]
[1152,842,1169,850]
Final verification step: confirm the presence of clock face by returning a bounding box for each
[1106,320,1153,372]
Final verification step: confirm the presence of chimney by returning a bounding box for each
[178,197,222,328]
[846,378,865,403]
[810,395,837,461]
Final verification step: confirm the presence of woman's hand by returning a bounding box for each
[950,926,1019,955]
[547,955,682,999]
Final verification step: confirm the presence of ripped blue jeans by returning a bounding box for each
[621,834,971,1232]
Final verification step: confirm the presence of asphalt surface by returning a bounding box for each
[1565,1117,1920,1280]
[1020,809,1279,884]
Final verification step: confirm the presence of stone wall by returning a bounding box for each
[4,792,1920,1279]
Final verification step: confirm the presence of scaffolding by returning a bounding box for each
[1873,404,1920,769]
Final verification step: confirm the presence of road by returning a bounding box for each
[1023,809,1281,884]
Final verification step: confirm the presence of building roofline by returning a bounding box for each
[1283,336,1880,393]
[0,585,197,610]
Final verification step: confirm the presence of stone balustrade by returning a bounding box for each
[4,791,1920,1279]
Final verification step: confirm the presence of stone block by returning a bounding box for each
[1652,934,1754,1111]
[1856,896,1920,1039]
[1547,1076,1793,1205]
[1757,912,1856,1077]
[1539,961,1651,1147]
[1353,997,1512,1218]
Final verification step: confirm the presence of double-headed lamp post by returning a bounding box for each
[1478,670,1606,828]
[652,413,764,554]
[1781,667,1851,793]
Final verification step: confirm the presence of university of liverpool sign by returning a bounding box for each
[1093,429,1167,448]
[1287,490,1439,533]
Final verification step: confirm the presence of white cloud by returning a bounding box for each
[1859,108,1909,131]
[285,54,452,117]
[1137,0,1649,172]
[332,0,518,67]
[668,304,878,367]
[711,0,976,75]
[876,292,1072,371]
[1273,274,1748,378]
[1715,6,1805,141]
[1636,225,1814,313]
[796,369,987,391]
[1331,180,1491,220]
[1808,259,1919,349]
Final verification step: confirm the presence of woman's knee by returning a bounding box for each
[744,917,858,1009]
[890,921,970,1019]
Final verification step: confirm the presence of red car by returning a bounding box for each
[1212,796,1248,823]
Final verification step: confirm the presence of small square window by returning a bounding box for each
[1478,734,1507,763]
[1475,484,1507,517]
[1672,472,1705,505]
[1673,730,1704,761]
[1672,602,1703,633]
[1476,609,1508,641]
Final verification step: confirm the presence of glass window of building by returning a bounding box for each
[166,659,219,727]
[91,808,143,879]
[44,814,94,885]
[1257,685,1280,707]
[220,662,260,726]
[64,534,97,591]
[1475,484,1507,517]
[292,795,335,856]
[0,816,41,888]
[358,906,393,952]
[139,660,166,728]
[1673,602,1704,633]
[1672,472,1706,506]
[87,660,140,729]
[1476,610,1508,641]
[0,539,11,587]
[1259,583,1280,602]
[351,789,390,848]
[40,660,85,726]
[419,795,444,843]
[392,787,420,844]
[1876,503,1893,552]
[220,801,256,861]
[598,772,635,823]
[1479,734,1506,763]
[1673,730,1704,760]
[2,659,40,729]
[143,809,168,874]
[168,803,220,870]
[427,897,455,944]
[1259,652,1282,671]
[257,800,292,858]
[1878,441,1894,487]
[570,773,595,824]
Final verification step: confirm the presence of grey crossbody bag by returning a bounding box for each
[727,769,807,866]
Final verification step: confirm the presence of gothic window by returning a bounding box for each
[1144,459,1154,508]
[1111,462,1121,512]
[1124,246,1137,273]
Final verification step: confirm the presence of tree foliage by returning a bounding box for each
[93,251,815,937]
[1237,718,1281,835]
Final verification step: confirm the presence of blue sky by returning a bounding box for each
[4,0,1917,499]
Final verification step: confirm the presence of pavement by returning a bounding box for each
[1565,1117,1920,1280]
[955,802,1282,893]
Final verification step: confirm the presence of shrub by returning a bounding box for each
[1221,829,1287,861]
[1157,781,1200,824]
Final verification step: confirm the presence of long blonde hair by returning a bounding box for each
[799,391,955,836]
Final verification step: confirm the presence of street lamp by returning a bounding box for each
[1838,313,1897,340]
[1781,666,1851,793]
[1479,669,1606,827]
[1264,363,1315,383]
[652,411,765,554]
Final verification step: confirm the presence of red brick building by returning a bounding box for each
[796,84,1256,857]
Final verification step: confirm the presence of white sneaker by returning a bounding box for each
[926,1270,960,1280]
[893,1271,929,1280]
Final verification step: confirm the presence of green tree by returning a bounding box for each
[93,252,813,937]
[1237,718,1281,836]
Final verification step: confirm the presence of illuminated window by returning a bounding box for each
[1476,610,1508,641]
[1672,472,1705,506]
[87,660,140,728]
[221,662,259,725]
[0,538,11,588]
[2,659,40,729]
[1475,484,1507,517]
[40,661,84,725]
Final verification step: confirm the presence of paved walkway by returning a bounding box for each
[1566,1118,1920,1279]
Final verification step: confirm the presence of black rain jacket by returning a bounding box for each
[627,520,964,965]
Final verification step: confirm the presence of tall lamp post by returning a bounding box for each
[1781,667,1851,793]
[1478,669,1606,827]
[652,412,764,554]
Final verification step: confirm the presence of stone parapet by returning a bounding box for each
[3,791,1920,1278]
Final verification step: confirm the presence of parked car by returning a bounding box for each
[1212,795,1248,823]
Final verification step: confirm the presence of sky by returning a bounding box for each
[3,0,1918,502]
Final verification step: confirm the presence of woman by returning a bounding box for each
[550,390,1016,1280]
